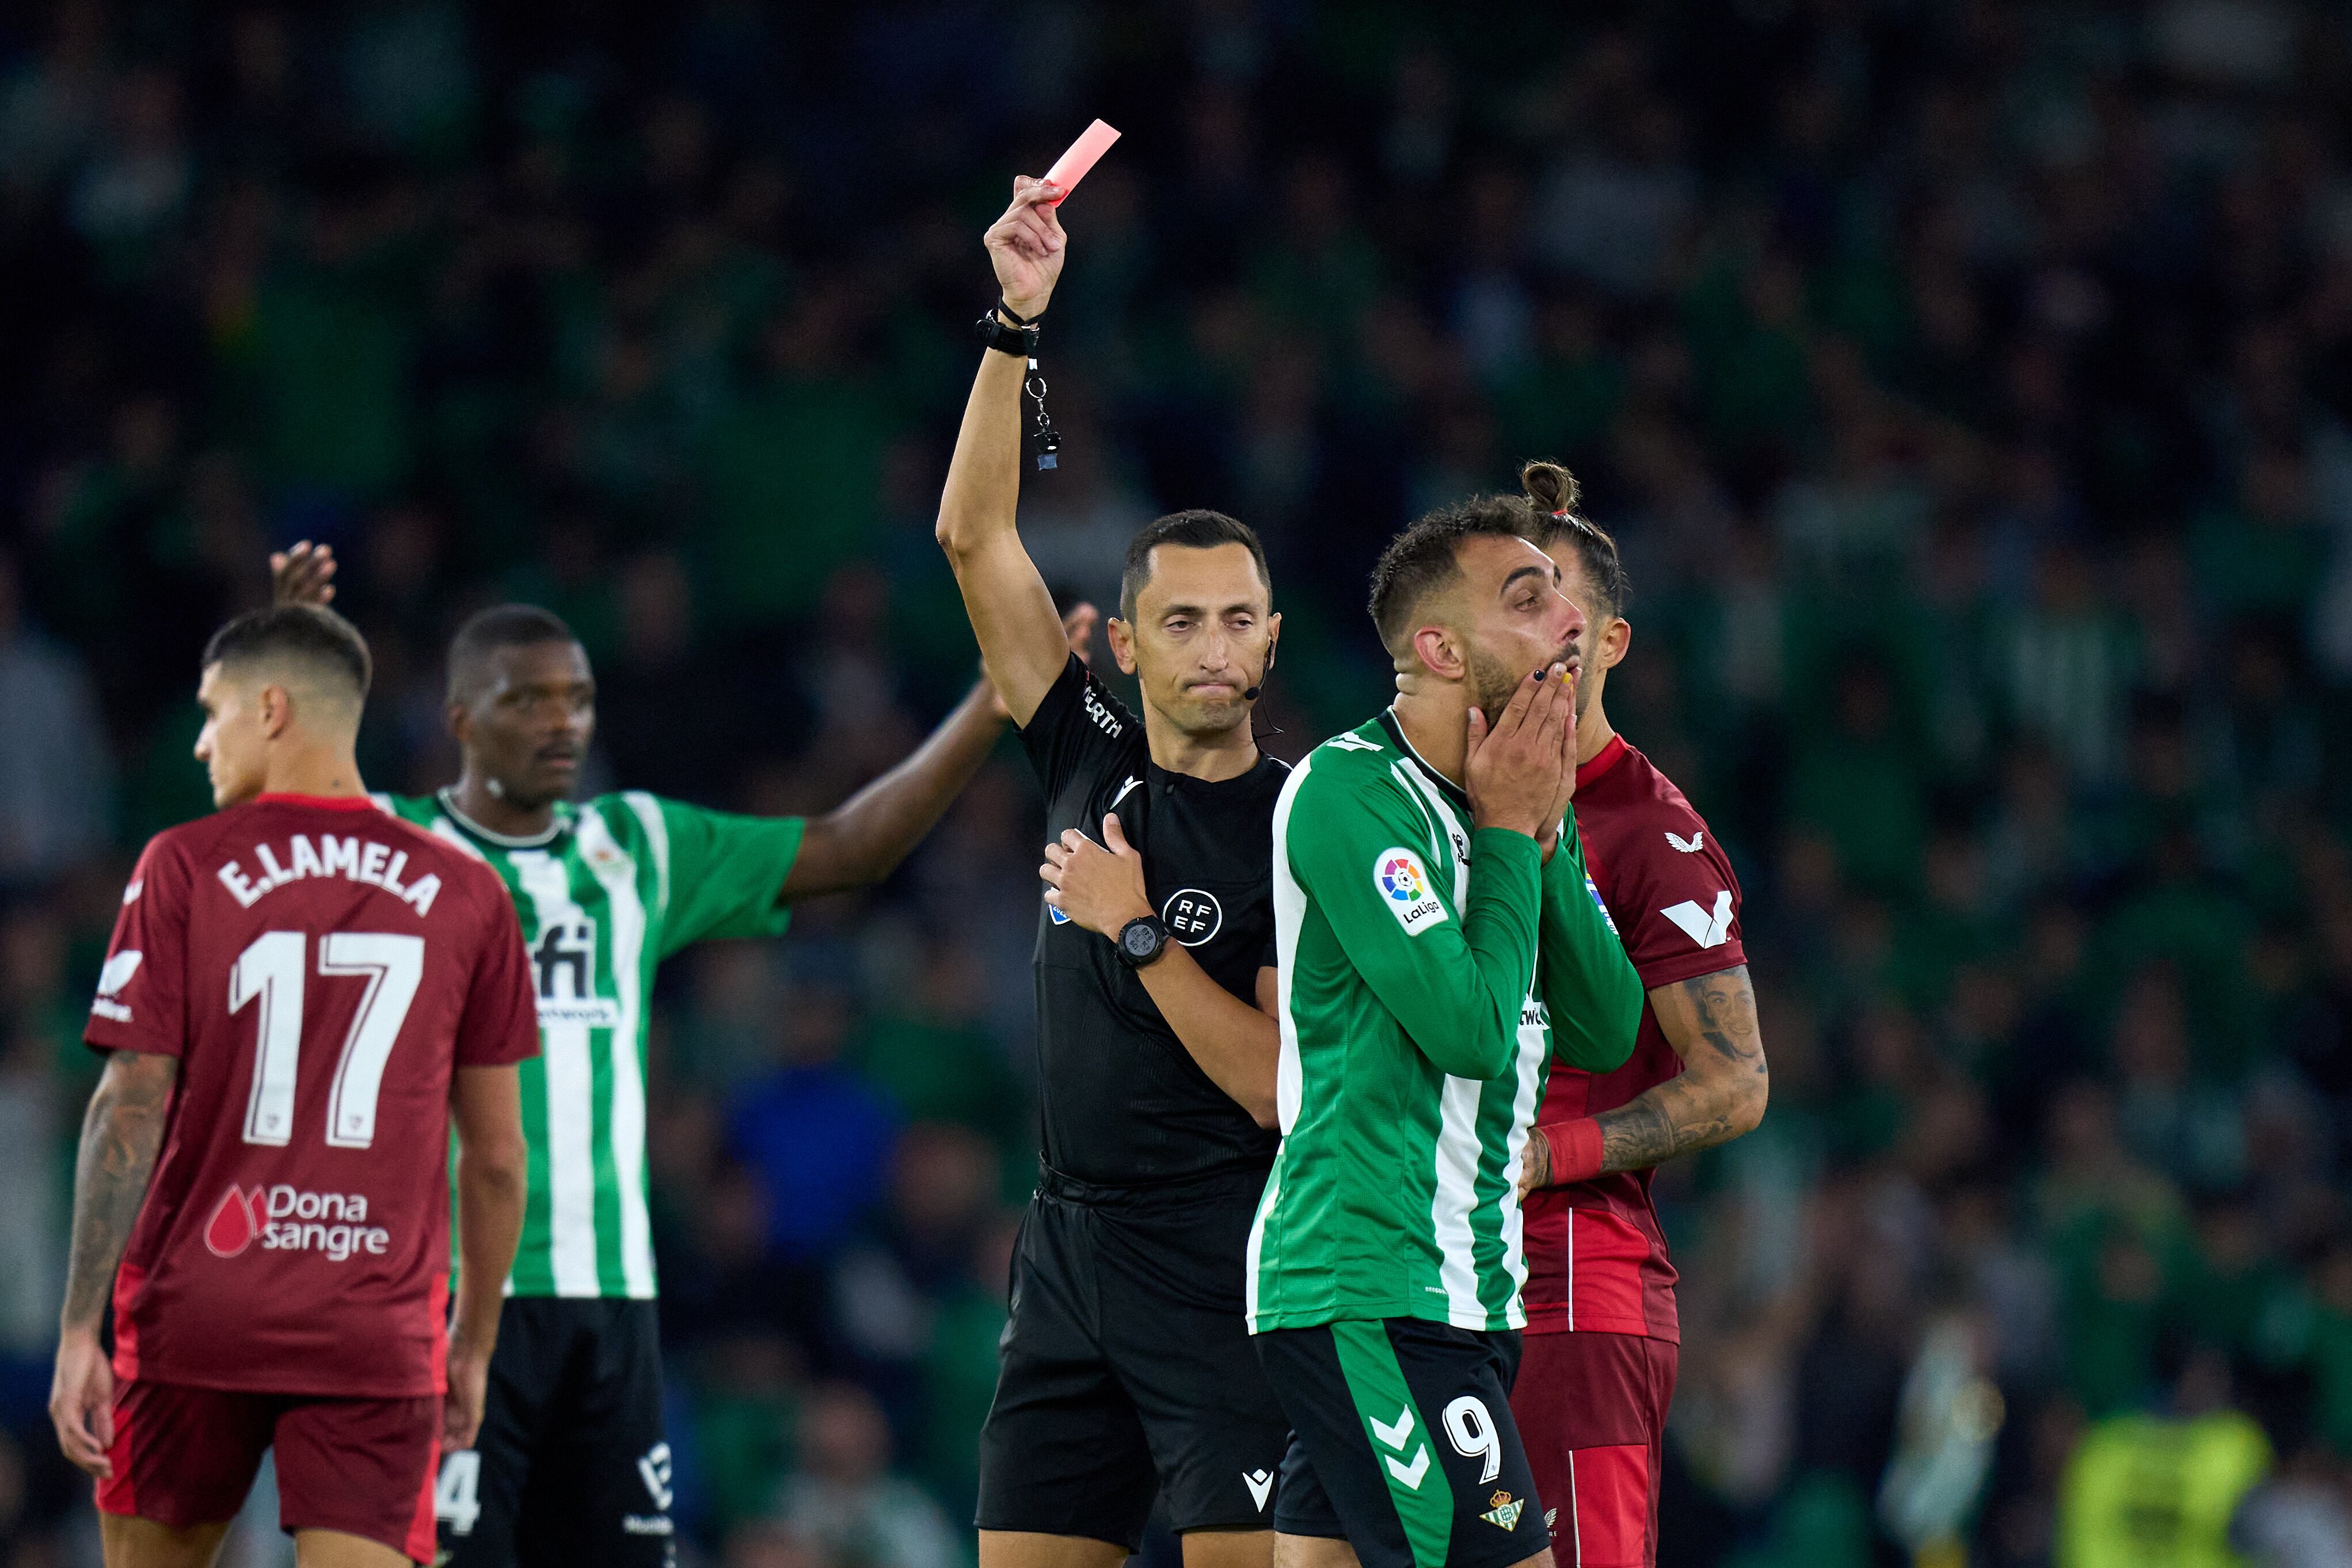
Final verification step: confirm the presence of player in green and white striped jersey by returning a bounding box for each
[273,544,1074,1567]
[371,785,796,1303]
[1247,504,1643,1568]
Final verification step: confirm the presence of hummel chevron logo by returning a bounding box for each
[1666,829,1704,852]
[1244,1469,1273,1510]
[1370,1406,1432,1490]
[1386,1446,1432,1488]
[1660,889,1734,948]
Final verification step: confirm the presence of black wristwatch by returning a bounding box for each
[1115,915,1171,969]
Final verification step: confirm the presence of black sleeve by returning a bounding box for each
[1017,654,1142,803]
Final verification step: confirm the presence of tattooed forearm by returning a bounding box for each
[1591,965,1766,1176]
[60,1052,177,1333]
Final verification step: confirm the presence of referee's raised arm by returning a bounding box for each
[936,174,1071,728]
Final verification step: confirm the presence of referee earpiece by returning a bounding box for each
[1242,638,1276,702]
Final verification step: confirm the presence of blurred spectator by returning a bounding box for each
[2056,1353,2271,1568]
[848,941,1021,1148]
[2231,1445,2352,1568]
[729,985,897,1261]
[693,1330,808,1547]
[772,1383,960,1568]
[0,553,113,886]
[0,1017,60,1352]
[724,1520,836,1568]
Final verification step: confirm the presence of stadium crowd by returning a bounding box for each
[5,1,2352,1563]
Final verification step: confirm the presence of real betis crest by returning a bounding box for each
[1481,1491,1524,1531]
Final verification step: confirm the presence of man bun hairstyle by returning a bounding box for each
[1367,493,1543,652]
[1520,459,1581,519]
[1522,459,1630,621]
[447,603,579,701]
[201,604,372,703]
[1119,510,1271,620]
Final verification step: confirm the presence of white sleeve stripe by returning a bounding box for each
[619,792,671,924]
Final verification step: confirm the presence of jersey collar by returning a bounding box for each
[435,787,570,848]
[1377,709,1470,814]
[254,792,377,810]
[1576,733,1631,793]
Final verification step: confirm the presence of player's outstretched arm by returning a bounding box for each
[934,176,1071,728]
[1521,965,1767,1194]
[51,1048,178,1477]
[447,1063,528,1452]
[1041,811,1280,1126]
[783,604,1098,901]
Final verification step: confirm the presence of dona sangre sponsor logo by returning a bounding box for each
[204,1183,391,1261]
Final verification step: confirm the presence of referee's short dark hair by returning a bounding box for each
[1119,511,1272,620]
[1367,494,1543,654]
[201,604,372,705]
[447,603,579,701]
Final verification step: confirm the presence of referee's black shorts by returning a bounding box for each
[976,1167,1289,1548]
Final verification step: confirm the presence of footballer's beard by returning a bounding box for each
[1466,644,1530,725]
[1467,638,1580,725]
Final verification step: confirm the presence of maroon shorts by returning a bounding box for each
[97,1379,440,1563]
[1509,1331,1677,1568]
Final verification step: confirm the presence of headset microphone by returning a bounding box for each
[1242,640,1277,702]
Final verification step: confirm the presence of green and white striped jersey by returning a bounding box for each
[1246,710,1643,1334]
[377,790,804,1299]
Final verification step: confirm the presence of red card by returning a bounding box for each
[1042,119,1121,204]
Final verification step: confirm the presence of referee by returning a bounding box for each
[935,176,1289,1568]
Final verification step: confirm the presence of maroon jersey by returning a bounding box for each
[1523,737,1745,1340]
[85,793,538,1398]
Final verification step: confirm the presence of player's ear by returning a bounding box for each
[446,699,471,746]
[1603,614,1631,671]
[1107,617,1139,676]
[257,683,294,740]
[1409,624,1462,683]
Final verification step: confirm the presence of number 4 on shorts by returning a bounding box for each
[436,1451,482,1536]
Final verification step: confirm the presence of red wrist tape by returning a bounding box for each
[1542,1118,1605,1185]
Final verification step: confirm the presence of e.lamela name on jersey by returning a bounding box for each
[215,833,444,917]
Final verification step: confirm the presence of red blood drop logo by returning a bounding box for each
[204,1186,258,1258]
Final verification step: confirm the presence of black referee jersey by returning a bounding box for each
[1017,652,1284,1192]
